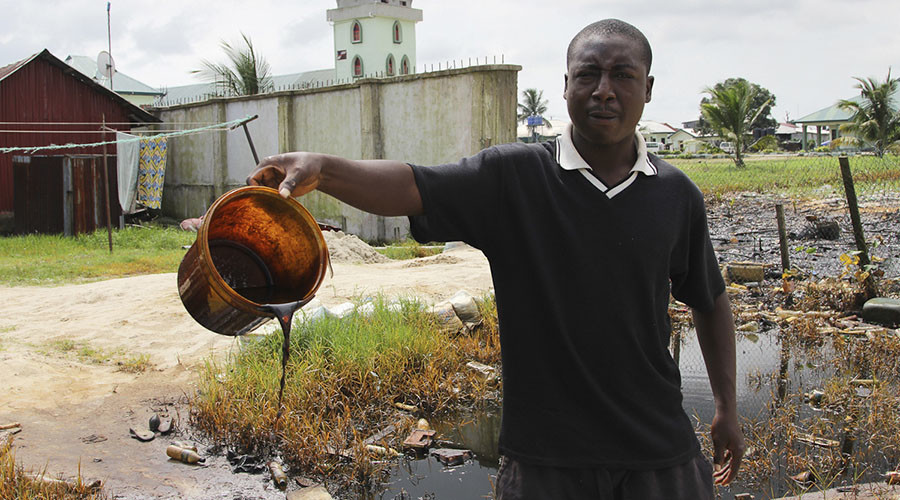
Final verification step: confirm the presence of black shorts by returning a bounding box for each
[495,452,715,500]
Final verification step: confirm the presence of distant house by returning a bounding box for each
[793,91,899,150]
[64,55,164,107]
[667,128,701,152]
[638,121,676,148]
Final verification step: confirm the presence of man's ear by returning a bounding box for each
[645,75,654,103]
[563,73,569,100]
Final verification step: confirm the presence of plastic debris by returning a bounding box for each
[268,461,288,490]
[166,444,205,464]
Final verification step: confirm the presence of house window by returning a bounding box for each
[353,56,363,77]
[400,55,410,75]
[351,21,362,43]
[392,21,402,43]
[401,1,407,5]
[386,54,395,76]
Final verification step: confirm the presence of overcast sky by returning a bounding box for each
[2,0,899,127]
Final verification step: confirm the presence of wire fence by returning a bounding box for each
[155,55,509,107]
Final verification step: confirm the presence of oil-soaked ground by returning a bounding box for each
[5,192,899,499]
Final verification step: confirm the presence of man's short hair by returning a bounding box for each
[566,19,652,74]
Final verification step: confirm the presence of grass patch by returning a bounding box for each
[48,339,77,353]
[117,354,152,373]
[0,224,195,286]
[671,154,900,197]
[375,240,443,260]
[1,436,106,499]
[42,339,144,368]
[192,295,501,496]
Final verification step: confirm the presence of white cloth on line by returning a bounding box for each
[116,132,140,213]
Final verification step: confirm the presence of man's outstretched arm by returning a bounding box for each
[246,152,423,216]
[692,291,744,485]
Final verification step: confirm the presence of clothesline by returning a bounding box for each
[0,129,230,134]
[0,121,229,126]
[0,115,252,154]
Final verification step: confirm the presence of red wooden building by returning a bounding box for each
[0,49,158,231]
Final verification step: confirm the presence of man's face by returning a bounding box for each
[564,34,654,147]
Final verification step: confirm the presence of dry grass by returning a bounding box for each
[0,436,106,499]
[191,295,501,496]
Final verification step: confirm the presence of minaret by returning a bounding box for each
[327,0,422,81]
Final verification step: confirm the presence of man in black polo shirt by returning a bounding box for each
[248,18,743,500]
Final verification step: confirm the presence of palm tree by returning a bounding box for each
[837,70,900,157]
[518,88,552,141]
[700,79,772,167]
[193,32,273,96]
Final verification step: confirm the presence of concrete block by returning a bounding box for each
[430,448,472,466]
[287,486,333,500]
[727,263,765,283]
[862,297,900,326]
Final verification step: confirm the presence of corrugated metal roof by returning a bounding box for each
[795,92,899,125]
[638,120,676,134]
[0,49,159,123]
[64,55,164,96]
[0,52,39,82]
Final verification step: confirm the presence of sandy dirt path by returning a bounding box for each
[0,246,492,499]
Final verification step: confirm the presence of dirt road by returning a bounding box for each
[0,246,492,499]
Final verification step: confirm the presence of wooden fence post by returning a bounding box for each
[838,156,878,298]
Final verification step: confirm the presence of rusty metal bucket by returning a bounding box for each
[177,186,329,336]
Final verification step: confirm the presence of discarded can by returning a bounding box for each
[166,445,205,464]
[268,461,288,490]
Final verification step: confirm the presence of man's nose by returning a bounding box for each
[592,74,615,100]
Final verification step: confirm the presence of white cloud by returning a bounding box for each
[1,0,898,125]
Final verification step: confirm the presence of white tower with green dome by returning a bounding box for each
[327,0,422,80]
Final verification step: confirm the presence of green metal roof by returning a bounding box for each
[65,55,164,96]
[795,92,899,125]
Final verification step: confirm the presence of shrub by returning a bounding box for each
[750,135,778,152]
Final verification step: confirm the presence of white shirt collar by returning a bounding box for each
[554,124,657,198]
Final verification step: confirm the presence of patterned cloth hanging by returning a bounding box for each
[137,137,167,209]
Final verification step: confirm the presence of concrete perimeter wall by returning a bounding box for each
[154,64,520,242]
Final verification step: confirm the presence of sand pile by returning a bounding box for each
[323,230,390,264]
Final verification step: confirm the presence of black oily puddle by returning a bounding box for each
[373,410,502,500]
[375,332,875,500]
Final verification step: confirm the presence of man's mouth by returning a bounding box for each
[587,110,617,119]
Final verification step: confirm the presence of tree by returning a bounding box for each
[518,88,551,141]
[697,78,776,136]
[193,32,273,96]
[837,70,900,157]
[700,79,772,167]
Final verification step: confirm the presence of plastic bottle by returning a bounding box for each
[166,445,205,464]
[268,461,288,490]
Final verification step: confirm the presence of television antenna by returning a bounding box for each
[103,2,114,91]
